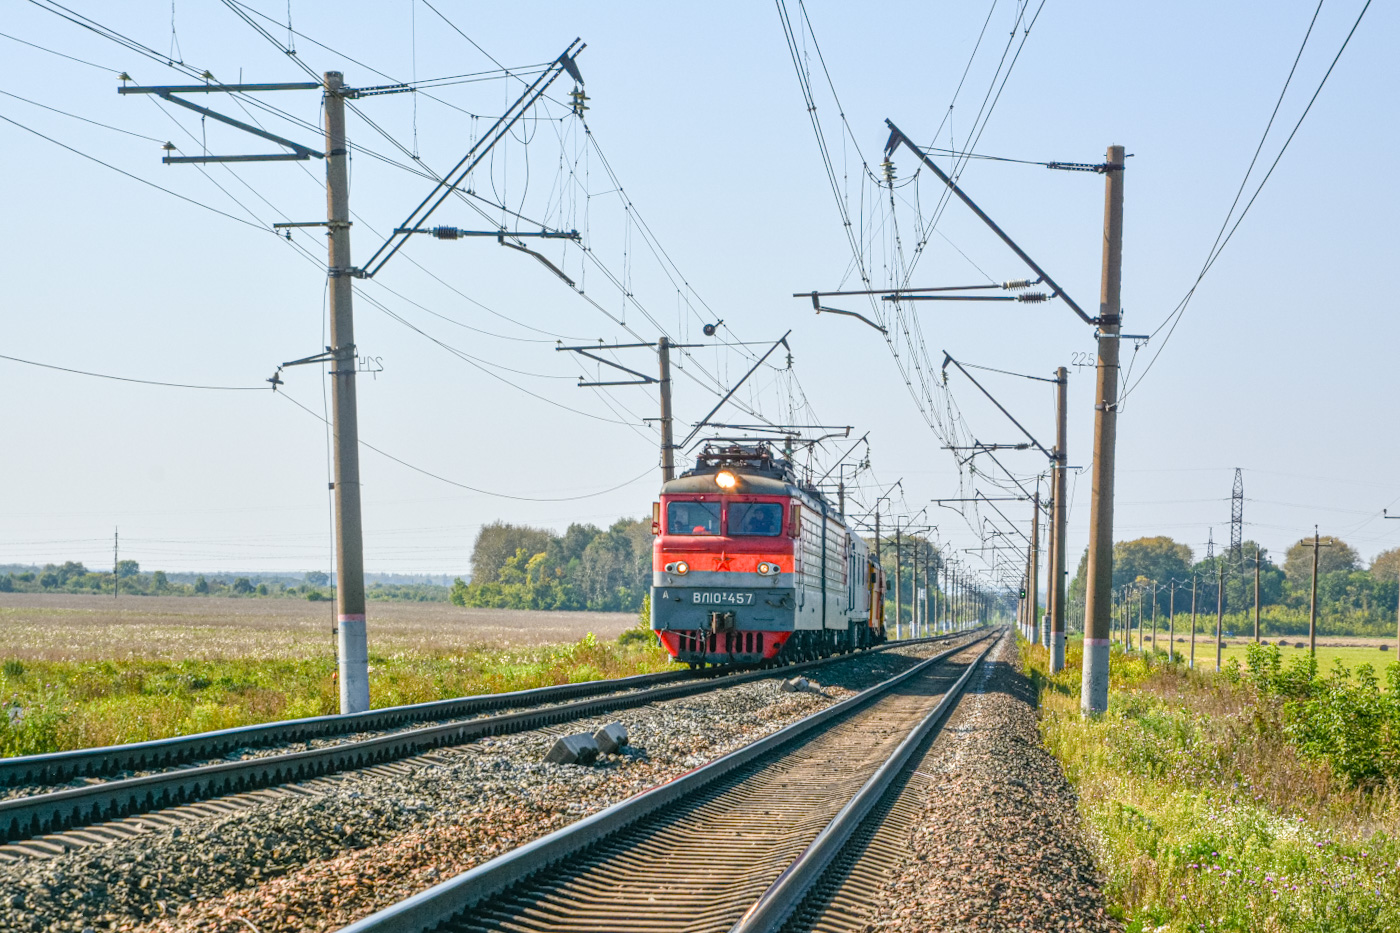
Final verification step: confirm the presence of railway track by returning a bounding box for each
[1,666,723,790]
[0,632,976,851]
[335,629,999,933]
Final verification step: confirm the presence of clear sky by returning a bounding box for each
[2,1,1395,587]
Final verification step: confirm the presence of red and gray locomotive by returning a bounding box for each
[650,442,886,666]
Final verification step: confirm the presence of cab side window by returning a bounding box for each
[728,502,784,537]
[667,500,721,535]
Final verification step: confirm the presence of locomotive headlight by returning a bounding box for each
[756,562,778,576]
[672,560,689,575]
[714,470,737,490]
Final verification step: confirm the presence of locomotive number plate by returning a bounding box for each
[692,591,754,605]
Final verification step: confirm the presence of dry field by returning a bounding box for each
[0,593,638,661]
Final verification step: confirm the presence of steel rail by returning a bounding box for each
[0,633,973,843]
[334,631,996,933]
[729,637,995,933]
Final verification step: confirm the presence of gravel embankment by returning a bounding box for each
[0,642,961,933]
[872,636,1120,932]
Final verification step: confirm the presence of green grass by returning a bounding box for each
[0,633,673,757]
[1022,636,1400,932]
[1117,636,1396,689]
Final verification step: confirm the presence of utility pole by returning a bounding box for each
[1110,589,1117,646]
[1389,511,1400,655]
[1131,585,1142,650]
[1119,590,1125,646]
[559,337,700,484]
[1215,561,1225,672]
[126,49,585,719]
[1307,526,1330,659]
[1121,590,1127,647]
[1080,145,1126,714]
[1050,366,1069,672]
[924,543,932,636]
[955,565,962,631]
[1137,590,1143,651]
[113,527,119,600]
[1189,573,1198,670]
[1030,484,1041,648]
[942,560,950,632]
[324,72,370,716]
[659,336,675,481]
[914,538,922,636]
[1108,588,1120,647]
[1125,589,1131,647]
[1129,588,1136,650]
[920,542,929,636]
[1168,580,1176,662]
[1260,546,1271,638]
[1150,581,1158,655]
[922,540,930,636]
[894,521,902,640]
[873,504,881,568]
[930,550,939,634]
[120,74,365,712]
[1025,544,1033,640]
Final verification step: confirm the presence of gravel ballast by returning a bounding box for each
[870,635,1120,932]
[0,641,964,933]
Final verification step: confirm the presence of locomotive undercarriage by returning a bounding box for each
[665,621,883,670]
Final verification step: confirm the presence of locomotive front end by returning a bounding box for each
[650,462,797,666]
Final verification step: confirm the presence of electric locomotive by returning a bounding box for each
[649,442,886,666]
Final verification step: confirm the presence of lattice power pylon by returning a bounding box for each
[1230,468,1244,568]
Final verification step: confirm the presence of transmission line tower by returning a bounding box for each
[1206,528,1215,561]
[1230,468,1244,567]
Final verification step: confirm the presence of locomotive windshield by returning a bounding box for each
[667,500,721,535]
[728,502,784,536]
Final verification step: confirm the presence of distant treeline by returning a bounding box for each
[451,518,652,612]
[1065,535,1400,636]
[0,563,450,602]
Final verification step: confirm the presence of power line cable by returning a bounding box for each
[0,88,167,142]
[1123,0,1371,399]
[0,28,123,71]
[0,111,272,232]
[278,391,658,501]
[0,351,267,391]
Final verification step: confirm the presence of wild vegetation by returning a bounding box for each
[0,632,671,757]
[1023,636,1400,931]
